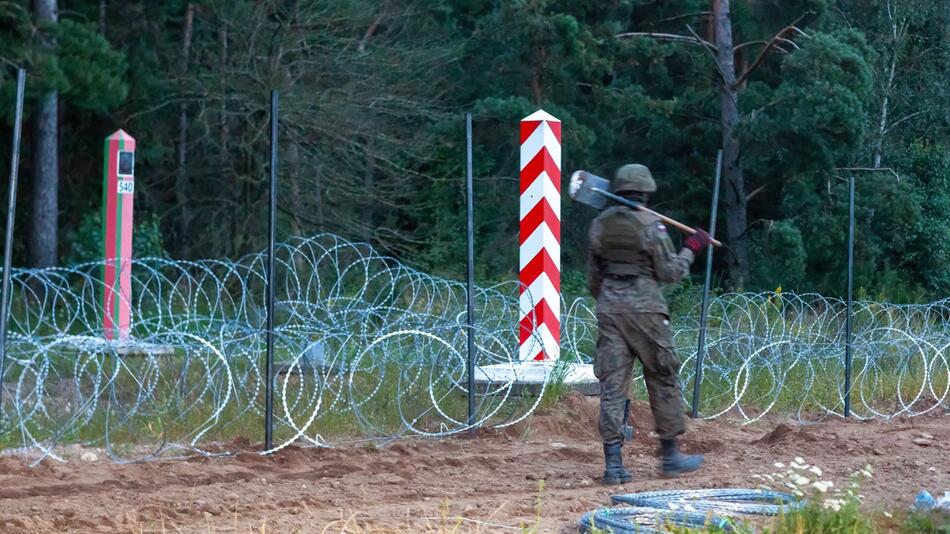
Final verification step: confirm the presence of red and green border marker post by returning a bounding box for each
[102,129,136,342]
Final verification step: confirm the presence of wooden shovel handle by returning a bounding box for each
[637,205,723,247]
[587,185,723,247]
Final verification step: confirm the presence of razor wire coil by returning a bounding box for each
[0,233,945,462]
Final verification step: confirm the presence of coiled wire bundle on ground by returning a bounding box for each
[579,489,803,533]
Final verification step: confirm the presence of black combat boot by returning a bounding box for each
[660,438,704,477]
[602,442,633,485]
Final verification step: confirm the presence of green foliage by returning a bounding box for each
[64,210,168,266]
[898,141,950,293]
[55,20,128,111]
[742,29,874,178]
[750,220,807,291]
[0,0,947,300]
[773,500,874,534]
[0,7,127,109]
[901,510,950,534]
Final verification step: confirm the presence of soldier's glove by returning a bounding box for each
[683,229,712,255]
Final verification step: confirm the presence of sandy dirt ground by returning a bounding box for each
[0,394,947,533]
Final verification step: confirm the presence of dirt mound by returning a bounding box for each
[755,422,796,445]
[510,393,662,443]
[504,391,602,440]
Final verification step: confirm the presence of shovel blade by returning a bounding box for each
[569,170,609,210]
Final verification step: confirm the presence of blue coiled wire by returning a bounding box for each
[579,488,802,533]
[579,506,731,533]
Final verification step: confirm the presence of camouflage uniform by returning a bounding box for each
[587,206,695,444]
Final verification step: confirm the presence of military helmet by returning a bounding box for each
[613,164,656,194]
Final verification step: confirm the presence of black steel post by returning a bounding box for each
[0,69,26,416]
[691,150,723,418]
[265,90,278,449]
[844,175,855,417]
[465,112,476,429]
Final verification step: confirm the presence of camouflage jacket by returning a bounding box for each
[586,206,695,315]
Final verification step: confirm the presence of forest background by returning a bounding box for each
[1,0,948,301]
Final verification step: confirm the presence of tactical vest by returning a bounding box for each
[599,207,652,277]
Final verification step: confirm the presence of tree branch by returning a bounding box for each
[735,40,790,54]
[675,24,726,83]
[883,110,924,134]
[746,184,767,202]
[741,96,790,121]
[648,11,712,26]
[834,167,902,181]
[615,31,717,52]
[735,12,814,87]
[358,1,389,53]
[776,37,800,50]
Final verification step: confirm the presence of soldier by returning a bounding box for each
[587,163,711,484]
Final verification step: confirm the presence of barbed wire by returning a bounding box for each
[0,234,946,462]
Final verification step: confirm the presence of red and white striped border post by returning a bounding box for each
[519,110,561,362]
[103,129,136,342]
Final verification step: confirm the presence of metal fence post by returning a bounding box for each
[0,69,26,417]
[844,175,855,417]
[465,113,476,429]
[691,149,723,418]
[265,90,278,449]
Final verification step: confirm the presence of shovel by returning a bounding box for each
[569,170,722,247]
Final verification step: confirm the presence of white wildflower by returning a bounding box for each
[823,499,844,512]
[790,474,810,486]
[811,481,831,493]
[884,512,893,518]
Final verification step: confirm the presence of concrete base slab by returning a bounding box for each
[275,361,350,376]
[275,341,350,375]
[113,343,177,357]
[63,339,176,357]
[473,361,600,396]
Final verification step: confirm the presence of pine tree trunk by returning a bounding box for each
[30,0,58,269]
[713,0,749,289]
[176,3,195,254]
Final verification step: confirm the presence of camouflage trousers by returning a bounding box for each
[594,312,686,444]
